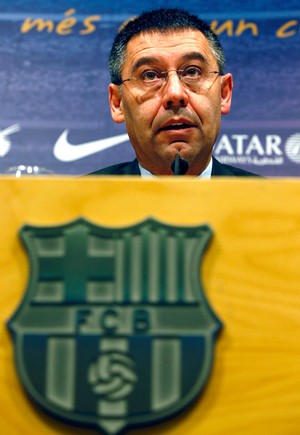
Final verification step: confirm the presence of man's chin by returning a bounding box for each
[167,145,192,162]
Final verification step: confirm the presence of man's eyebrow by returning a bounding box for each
[131,57,160,72]
[181,52,208,64]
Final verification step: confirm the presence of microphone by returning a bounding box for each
[171,154,189,175]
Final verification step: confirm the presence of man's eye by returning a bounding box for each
[141,70,161,81]
[182,66,202,78]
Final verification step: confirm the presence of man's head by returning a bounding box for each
[108,8,233,175]
[109,8,225,86]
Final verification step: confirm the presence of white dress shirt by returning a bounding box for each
[138,157,212,178]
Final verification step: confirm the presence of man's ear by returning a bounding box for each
[220,73,233,115]
[108,84,125,123]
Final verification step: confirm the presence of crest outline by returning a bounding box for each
[8,217,222,434]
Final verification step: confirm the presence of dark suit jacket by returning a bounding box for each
[90,156,259,177]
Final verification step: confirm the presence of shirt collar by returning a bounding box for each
[138,157,212,178]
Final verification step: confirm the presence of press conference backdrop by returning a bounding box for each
[0,0,299,176]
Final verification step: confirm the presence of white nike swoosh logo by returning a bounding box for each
[53,130,129,162]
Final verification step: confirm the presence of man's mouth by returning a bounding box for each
[159,123,194,132]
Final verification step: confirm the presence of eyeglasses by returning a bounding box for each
[116,66,221,94]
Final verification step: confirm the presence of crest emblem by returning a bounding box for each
[8,218,222,434]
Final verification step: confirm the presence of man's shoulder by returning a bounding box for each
[88,157,261,177]
[88,159,140,175]
[212,156,261,177]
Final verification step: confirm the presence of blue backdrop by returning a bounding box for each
[0,0,299,176]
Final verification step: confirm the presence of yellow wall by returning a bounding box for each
[0,177,300,434]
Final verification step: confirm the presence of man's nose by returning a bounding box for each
[161,71,189,109]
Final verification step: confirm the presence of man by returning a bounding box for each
[91,8,258,177]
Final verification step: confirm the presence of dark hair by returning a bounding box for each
[109,8,225,84]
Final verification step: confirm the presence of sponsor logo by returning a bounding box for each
[53,130,129,162]
[0,124,20,157]
[53,129,300,167]
[285,133,300,164]
[214,133,300,166]
[8,218,222,434]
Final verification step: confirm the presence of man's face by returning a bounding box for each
[109,29,233,175]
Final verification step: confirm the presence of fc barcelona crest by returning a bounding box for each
[8,218,222,434]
